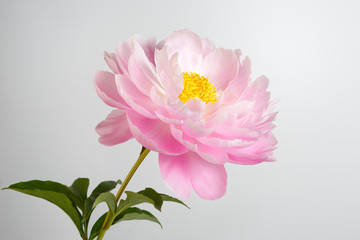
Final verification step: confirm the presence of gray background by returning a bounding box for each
[1,0,359,239]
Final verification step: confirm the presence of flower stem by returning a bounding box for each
[97,147,151,240]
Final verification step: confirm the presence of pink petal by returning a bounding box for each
[169,125,197,152]
[196,142,229,164]
[155,108,183,125]
[201,37,215,56]
[165,100,203,121]
[155,49,183,101]
[159,151,227,200]
[213,125,261,141]
[137,36,157,66]
[227,56,251,96]
[116,38,133,74]
[159,153,192,199]
[182,119,213,138]
[188,151,227,200]
[126,110,188,155]
[227,154,266,165]
[115,35,156,74]
[94,71,129,109]
[240,75,269,101]
[227,132,277,165]
[96,109,133,146]
[185,98,206,115]
[128,41,163,95]
[104,52,122,74]
[115,74,157,119]
[252,91,271,113]
[197,134,253,149]
[163,29,203,72]
[200,48,239,91]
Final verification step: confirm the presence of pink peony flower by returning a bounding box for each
[95,30,277,200]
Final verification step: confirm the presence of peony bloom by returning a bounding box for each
[95,30,277,200]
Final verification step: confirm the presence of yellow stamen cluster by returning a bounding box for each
[178,72,218,104]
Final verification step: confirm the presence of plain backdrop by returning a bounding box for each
[1,0,359,239]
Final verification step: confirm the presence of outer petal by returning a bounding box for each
[159,151,227,200]
[159,153,191,199]
[188,151,227,200]
[126,110,188,155]
[96,109,133,146]
[94,71,129,109]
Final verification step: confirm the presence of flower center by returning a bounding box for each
[178,72,218,104]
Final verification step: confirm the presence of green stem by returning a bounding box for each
[97,147,151,240]
[83,220,88,240]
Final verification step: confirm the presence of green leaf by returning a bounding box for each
[89,213,107,240]
[113,207,162,228]
[160,193,190,209]
[69,178,89,211]
[4,180,83,237]
[93,192,116,213]
[84,180,118,218]
[138,188,163,211]
[116,191,157,215]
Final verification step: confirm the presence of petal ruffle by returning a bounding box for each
[227,56,251,96]
[115,74,157,119]
[126,110,188,155]
[128,40,163,95]
[227,132,277,165]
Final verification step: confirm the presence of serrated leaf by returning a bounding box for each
[4,181,83,237]
[84,180,118,218]
[93,192,116,213]
[69,178,89,211]
[160,194,190,209]
[89,213,107,240]
[113,207,162,228]
[138,188,163,211]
